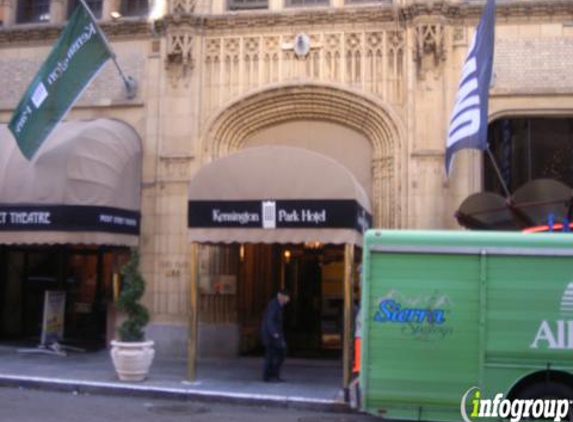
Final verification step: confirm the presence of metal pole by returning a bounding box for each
[486,146,511,199]
[280,247,286,290]
[187,243,199,380]
[78,0,137,99]
[527,118,532,182]
[342,243,355,399]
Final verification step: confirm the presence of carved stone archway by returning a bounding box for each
[202,83,405,228]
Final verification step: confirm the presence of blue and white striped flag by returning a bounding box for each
[445,0,496,176]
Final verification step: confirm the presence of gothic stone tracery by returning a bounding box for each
[414,23,446,79]
[202,30,406,118]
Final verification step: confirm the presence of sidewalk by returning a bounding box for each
[0,345,348,412]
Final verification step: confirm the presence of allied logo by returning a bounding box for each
[530,282,573,350]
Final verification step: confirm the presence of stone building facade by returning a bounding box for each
[1,0,573,358]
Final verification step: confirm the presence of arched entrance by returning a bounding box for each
[201,83,405,229]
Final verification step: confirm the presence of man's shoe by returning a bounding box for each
[275,377,286,382]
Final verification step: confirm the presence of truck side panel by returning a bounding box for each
[484,255,573,395]
[361,251,481,421]
[361,230,573,421]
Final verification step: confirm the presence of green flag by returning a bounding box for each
[9,1,112,160]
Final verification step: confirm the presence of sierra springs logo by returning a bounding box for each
[375,299,446,324]
[373,291,454,340]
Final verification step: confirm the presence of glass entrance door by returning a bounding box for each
[65,253,101,346]
[22,250,61,339]
[282,245,344,358]
[0,246,124,349]
[283,246,323,356]
[237,243,347,358]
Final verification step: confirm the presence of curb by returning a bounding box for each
[0,374,350,413]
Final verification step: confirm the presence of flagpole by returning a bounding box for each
[79,0,137,99]
[486,145,511,199]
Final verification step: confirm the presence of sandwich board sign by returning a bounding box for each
[40,290,66,346]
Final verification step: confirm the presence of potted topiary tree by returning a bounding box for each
[110,248,155,381]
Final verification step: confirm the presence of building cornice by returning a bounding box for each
[401,1,573,21]
[0,19,151,46]
[161,1,573,32]
[1,1,572,46]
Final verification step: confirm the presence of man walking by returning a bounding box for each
[261,289,290,382]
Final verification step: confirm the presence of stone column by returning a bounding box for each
[50,0,67,24]
[143,29,201,359]
[269,0,282,11]
[408,20,450,229]
[0,0,16,26]
[102,0,121,21]
[211,0,225,14]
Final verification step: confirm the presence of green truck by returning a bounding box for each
[360,230,573,421]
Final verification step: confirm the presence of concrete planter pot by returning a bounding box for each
[110,340,155,382]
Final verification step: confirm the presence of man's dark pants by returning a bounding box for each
[263,341,286,381]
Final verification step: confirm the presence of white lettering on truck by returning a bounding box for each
[530,320,573,350]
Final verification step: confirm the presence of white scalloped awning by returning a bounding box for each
[0,119,142,246]
[188,146,371,245]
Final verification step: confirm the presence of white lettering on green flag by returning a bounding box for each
[8,2,111,160]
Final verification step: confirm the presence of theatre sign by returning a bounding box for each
[0,205,140,234]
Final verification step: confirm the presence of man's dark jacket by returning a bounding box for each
[261,297,285,347]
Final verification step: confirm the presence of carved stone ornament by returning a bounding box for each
[171,0,196,14]
[453,27,466,47]
[159,155,193,182]
[414,23,446,79]
[282,33,321,59]
[166,31,194,80]
[293,34,311,58]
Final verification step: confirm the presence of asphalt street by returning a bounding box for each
[0,387,386,422]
